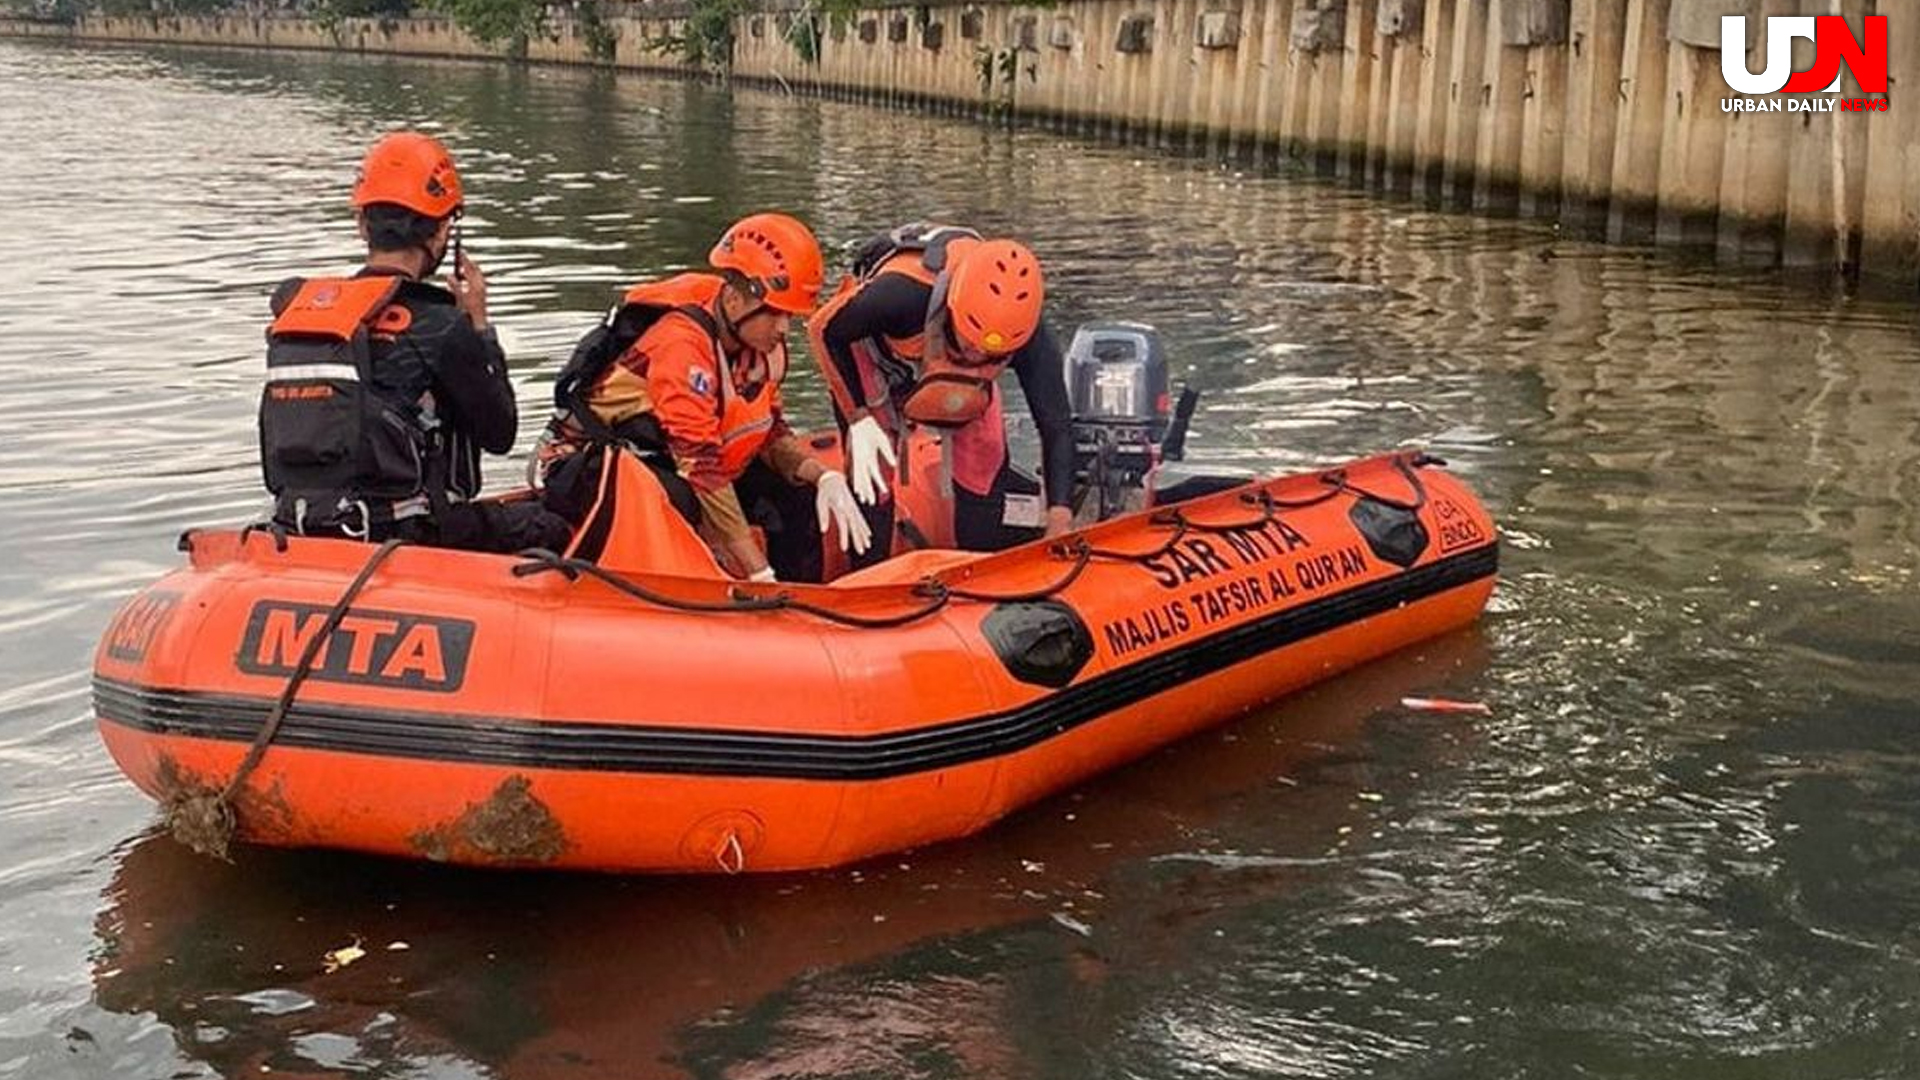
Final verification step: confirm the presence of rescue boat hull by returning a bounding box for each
[93,452,1497,873]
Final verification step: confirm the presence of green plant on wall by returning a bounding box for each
[642,0,891,72]
[785,11,822,64]
[310,0,412,40]
[319,0,414,18]
[1,0,77,17]
[92,0,232,13]
[643,0,869,71]
[973,41,1021,119]
[577,0,617,62]
[643,0,744,69]
[781,0,865,66]
[425,0,543,55]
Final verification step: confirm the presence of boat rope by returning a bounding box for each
[165,537,405,861]
[509,452,1438,625]
[931,538,1094,603]
[512,550,952,629]
[1322,452,1431,512]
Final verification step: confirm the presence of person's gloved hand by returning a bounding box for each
[844,415,897,506]
[747,565,777,583]
[814,470,873,555]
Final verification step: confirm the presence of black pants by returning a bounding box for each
[648,460,825,584]
[392,500,574,555]
[289,498,572,554]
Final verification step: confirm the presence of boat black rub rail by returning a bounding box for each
[94,543,1498,781]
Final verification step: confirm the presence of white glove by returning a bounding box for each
[844,415,898,506]
[814,470,874,555]
[747,565,777,583]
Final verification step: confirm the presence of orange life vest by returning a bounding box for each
[616,275,786,482]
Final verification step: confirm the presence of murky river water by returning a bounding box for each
[3,37,1919,1080]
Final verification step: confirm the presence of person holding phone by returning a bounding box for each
[259,130,570,553]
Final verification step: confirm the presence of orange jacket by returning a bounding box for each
[585,274,794,493]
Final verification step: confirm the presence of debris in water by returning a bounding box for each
[1052,913,1092,937]
[322,940,366,973]
[1401,697,1492,715]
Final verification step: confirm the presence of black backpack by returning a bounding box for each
[848,222,981,281]
[550,277,724,444]
[259,276,437,529]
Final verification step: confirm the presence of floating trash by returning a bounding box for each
[1401,697,1492,715]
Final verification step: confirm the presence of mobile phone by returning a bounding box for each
[452,221,466,281]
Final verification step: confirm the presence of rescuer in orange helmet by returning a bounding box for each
[259,131,569,552]
[534,213,869,582]
[807,223,1072,570]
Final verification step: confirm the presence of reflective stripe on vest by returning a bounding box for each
[266,363,361,384]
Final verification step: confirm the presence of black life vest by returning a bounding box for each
[848,221,980,282]
[258,276,452,536]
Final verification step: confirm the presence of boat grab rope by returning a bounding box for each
[511,550,954,629]
[1324,452,1432,512]
[507,452,1439,626]
[165,538,406,861]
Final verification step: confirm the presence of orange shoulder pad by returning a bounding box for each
[874,252,938,287]
[269,277,403,341]
[621,272,724,310]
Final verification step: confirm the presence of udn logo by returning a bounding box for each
[1721,15,1888,95]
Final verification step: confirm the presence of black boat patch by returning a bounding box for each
[236,602,474,692]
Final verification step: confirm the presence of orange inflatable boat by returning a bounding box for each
[92,446,1496,873]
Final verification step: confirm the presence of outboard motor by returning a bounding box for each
[1065,323,1197,520]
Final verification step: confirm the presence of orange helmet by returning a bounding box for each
[943,238,1045,357]
[709,212,824,315]
[351,131,464,219]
